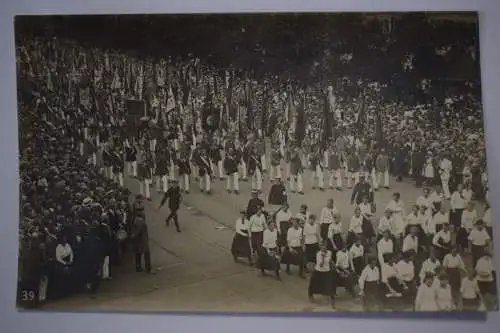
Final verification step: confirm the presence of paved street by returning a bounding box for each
[43,149,440,313]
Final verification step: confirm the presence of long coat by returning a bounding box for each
[130,219,150,254]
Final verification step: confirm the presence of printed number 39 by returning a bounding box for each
[21,290,35,301]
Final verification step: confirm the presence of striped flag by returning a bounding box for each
[166,85,176,112]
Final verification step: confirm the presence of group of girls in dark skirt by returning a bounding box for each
[230,187,497,310]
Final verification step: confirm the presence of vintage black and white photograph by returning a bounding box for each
[15,12,498,312]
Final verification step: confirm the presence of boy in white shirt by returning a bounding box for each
[468,220,491,266]
[460,270,483,310]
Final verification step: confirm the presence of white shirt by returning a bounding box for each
[417,212,431,231]
[235,217,250,236]
[415,284,438,311]
[451,191,466,210]
[462,189,473,203]
[359,265,380,290]
[249,214,266,232]
[386,200,405,217]
[461,209,477,232]
[432,212,449,230]
[461,277,479,300]
[327,222,342,238]
[405,212,419,226]
[296,212,310,223]
[349,215,363,234]
[262,229,278,249]
[378,216,392,234]
[419,258,441,282]
[359,203,373,218]
[436,284,453,310]
[391,214,406,236]
[336,250,350,270]
[303,222,319,245]
[315,250,332,272]
[468,228,490,246]
[55,243,74,265]
[349,244,364,260]
[320,206,338,225]
[396,260,415,282]
[275,210,291,225]
[443,253,465,270]
[377,238,394,265]
[439,159,452,179]
[416,195,432,210]
[402,234,419,253]
[287,227,303,248]
[432,230,451,247]
[381,263,398,283]
[475,256,494,282]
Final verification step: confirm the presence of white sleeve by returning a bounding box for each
[55,245,65,265]
[358,267,367,291]
[68,245,74,264]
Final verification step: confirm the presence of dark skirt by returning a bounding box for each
[256,248,279,271]
[320,223,329,240]
[281,246,305,266]
[250,231,264,252]
[384,276,404,295]
[346,231,363,248]
[363,281,380,309]
[446,267,462,296]
[471,244,486,266]
[462,298,479,311]
[362,218,376,239]
[352,256,365,276]
[231,233,251,258]
[327,233,344,252]
[434,243,452,262]
[478,280,494,296]
[308,270,334,297]
[450,209,464,229]
[279,221,290,247]
[305,243,319,263]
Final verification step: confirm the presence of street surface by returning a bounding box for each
[44,152,463,313]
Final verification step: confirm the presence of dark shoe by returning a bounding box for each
[185,190,190,194]
[234,190,239,195]
[320,188,325,191]
[227,189,231,193]
[176,228,181,233]
[136,267,143,272]
[298,191,304,195]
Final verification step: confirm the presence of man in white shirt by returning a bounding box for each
[402,226,419,255]
[396,252,416,299]
[459,202,477,252]
[349,238,365,275]
[419,250,441,284]
[358,257,380,310]
[450,183,466,229]
[416,188,432,214]
[438,153,452,199]
[475,252,495,298]
[335,247,356,297]
[319,198,338,240]
[377,209,393,238]
[381,256,404,298]
[468,220,491,266]
[249,209,267,255]
[461,271,483,310]
[377,230,394,266]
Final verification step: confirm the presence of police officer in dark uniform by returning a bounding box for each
[350,175,374,206]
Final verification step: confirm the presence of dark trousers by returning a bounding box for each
[136,251,152,272]
[166,207,180,230]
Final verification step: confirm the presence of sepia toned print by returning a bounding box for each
[15,13,497,312]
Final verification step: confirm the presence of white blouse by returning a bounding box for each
[415,284,438,311]
[249,214,266,232]
[359,266,380,290]
[377,238,394,265]
[462,209,477,232]
[378,216,392,234]
[303,222,319,245]
[461,277,479,300]
[336,250,350,270]
[315,250,332,272]
[328,222,342,237]
[396,260,415,282]
[262,229,278,249]
[349,215,363,234]
[235,217,250,236]
[436,285,453,310]
[55,243,74,265]
[443,253,465,270]
[468,228,490,246]
[287,227,303,248]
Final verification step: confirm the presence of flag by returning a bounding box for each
[322,93,333,148]
[166,85,176,112]
[295,95,305,145]
[356,95,366,132]
[375,105,384,147]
